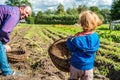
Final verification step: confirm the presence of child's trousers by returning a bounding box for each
[69,65,93,80]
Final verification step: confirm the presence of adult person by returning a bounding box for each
[0,4,32,76]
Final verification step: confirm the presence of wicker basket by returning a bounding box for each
[48,38,72,72]
[7,50,26,63]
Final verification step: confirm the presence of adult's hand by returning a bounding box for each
[5,44,11,52]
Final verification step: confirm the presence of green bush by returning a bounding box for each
[26,17,35,24]
[35,15,78,25]
[114,24,120,30]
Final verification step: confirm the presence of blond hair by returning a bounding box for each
[78,10,102,31]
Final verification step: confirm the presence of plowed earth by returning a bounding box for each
[0,26,109,80]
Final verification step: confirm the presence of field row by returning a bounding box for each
[10,24,120,78]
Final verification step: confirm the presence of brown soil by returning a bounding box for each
[0,26,109,80]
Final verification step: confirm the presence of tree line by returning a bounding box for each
[5,0,120,25]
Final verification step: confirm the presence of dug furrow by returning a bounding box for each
[42,28,60,41]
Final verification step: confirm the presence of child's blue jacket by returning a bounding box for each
[67,32,100,70]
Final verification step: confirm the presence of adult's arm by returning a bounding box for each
[0,14,19,44]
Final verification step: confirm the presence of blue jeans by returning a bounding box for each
[0,41,13,76]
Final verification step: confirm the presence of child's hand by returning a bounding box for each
[67,35,75,42]
[67,35,73,38]
[5,44,11,52]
